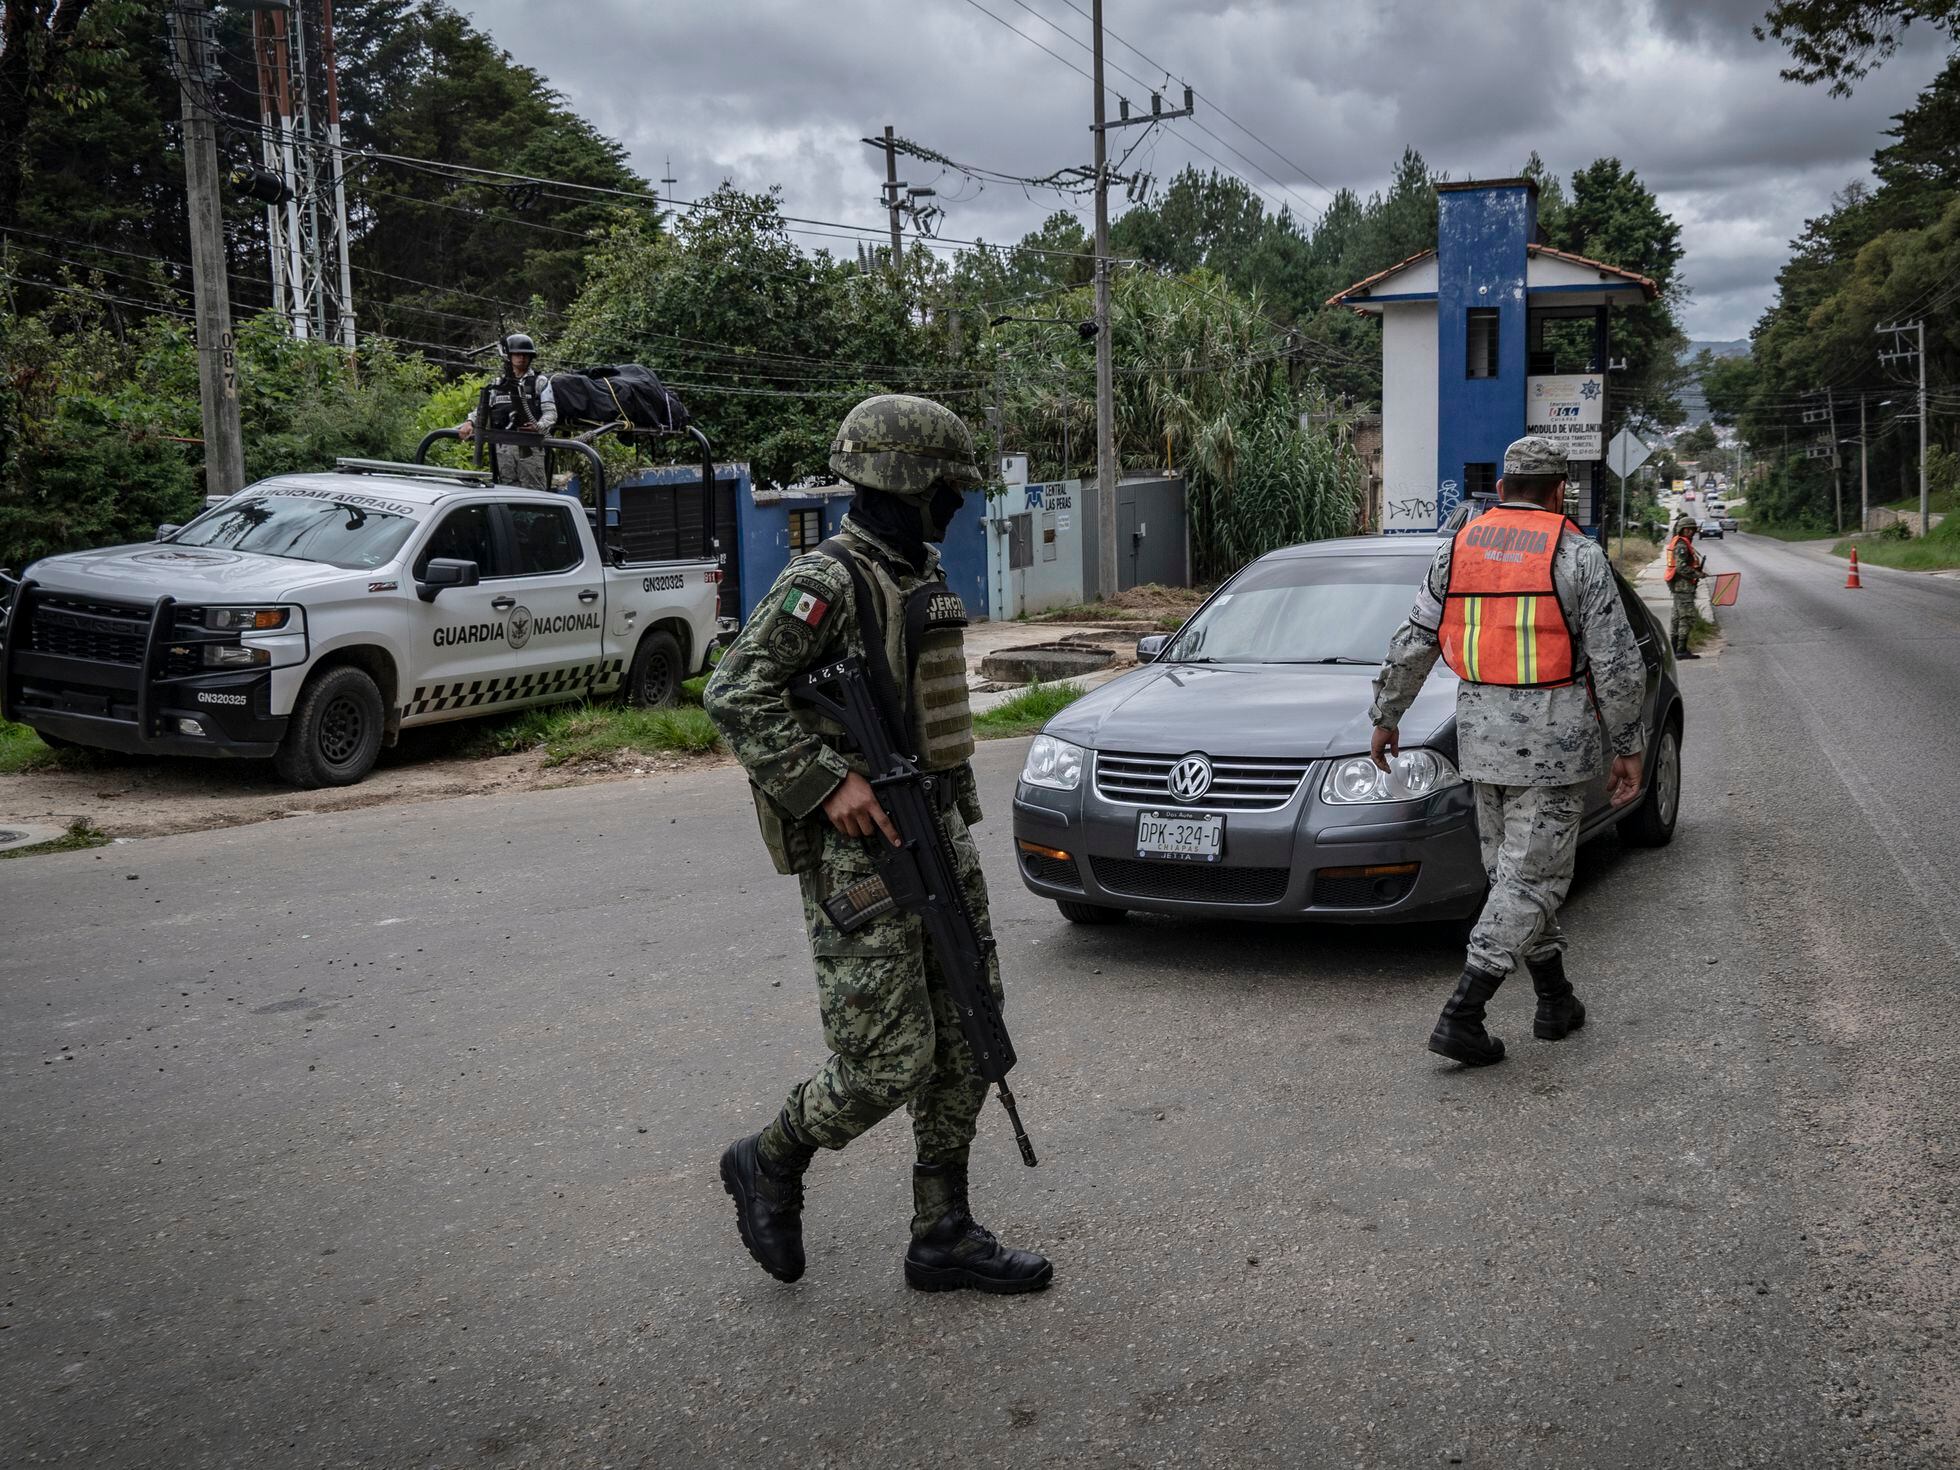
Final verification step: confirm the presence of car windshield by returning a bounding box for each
[1165,554,1427,665]
[171,493,419,570]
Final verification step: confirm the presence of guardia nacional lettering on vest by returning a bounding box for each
[1438,506,1580,689]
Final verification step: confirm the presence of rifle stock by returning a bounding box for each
[792,656,1037,1167]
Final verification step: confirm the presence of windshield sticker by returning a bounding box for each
[258,487,418,517]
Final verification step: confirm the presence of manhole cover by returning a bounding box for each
[0,823,65,853]
[0,829,24,845]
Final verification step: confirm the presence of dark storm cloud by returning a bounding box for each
[456,0,1951,338]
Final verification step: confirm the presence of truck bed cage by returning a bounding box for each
[412,386,719,569]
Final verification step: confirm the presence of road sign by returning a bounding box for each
[1607,429,1651,483]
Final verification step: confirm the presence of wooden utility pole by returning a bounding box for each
[170,0,246,496]
[1859,394,1869,530]
[881,126,903,271]
[1826,388,1842,532]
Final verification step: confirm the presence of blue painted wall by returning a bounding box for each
[1436,184,1535,515]
[610,466,992,622]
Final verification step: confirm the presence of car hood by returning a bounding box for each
[1043,661,1459,758]
[24,544,359,603]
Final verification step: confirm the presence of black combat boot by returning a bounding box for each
[1527,951,1587,1040]
[1427,963,1508,1066]
[1675,639,1700,660]
[718,1110,816,1283]
[903,1160,1053,1295]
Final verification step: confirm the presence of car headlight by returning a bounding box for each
[203,606,291,632]
[1321,748,1462,804]
[1021,734,1086,791]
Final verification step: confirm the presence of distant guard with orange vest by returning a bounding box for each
[1368,436,1648,1067]
[1664,518,1706,659]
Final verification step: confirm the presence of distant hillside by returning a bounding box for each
[1690,339,1750,360]
[1671,339,1751,424]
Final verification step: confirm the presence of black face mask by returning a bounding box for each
[848,488,931,572]
[923,484,967,541]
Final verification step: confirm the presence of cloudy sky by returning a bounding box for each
[456,0,1948,341]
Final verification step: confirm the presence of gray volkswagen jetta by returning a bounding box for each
[1012,532,1683,926]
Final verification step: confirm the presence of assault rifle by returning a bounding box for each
[791,655,1038,1167]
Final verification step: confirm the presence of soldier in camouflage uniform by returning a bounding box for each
[1369,436,1648,1066]
[1664,517,1705,659]
[703,394,1051,1295]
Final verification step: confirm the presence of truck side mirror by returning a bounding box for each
[156,524,181,541]
[417,557,480,602]
[1136,633,1169,663]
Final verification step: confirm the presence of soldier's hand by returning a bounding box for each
[823,771,900,846]
[1608,754,1643,808]
[1369,725,1400,773]
[457,420,474,441]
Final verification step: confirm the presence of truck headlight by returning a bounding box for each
[1021,734,1086,791]
[1321,748,1462,804]
[203,606,291,631]
[203,644,270,668]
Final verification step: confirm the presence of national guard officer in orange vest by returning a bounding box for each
[1368,436,1649,1066]
[1663,517,1706,659]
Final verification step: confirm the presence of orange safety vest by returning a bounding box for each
[1664,535,1698,584]
[1438,505,1581,689]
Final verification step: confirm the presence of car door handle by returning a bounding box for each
[577,589,599,603]
[490,596,516,611]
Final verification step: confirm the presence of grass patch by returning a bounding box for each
[1740,521,1837,542]
[1687,612,1720,652]
[0,818,111,860]
[974,681,1086,739]
[1831,522,1960,572]
[1610,534,1660,579]
[0,720,61,775]
[469,700,723,766]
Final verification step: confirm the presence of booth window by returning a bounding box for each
[1466,309,1499,379]
[787,508,823,553]
[1464,463,1496,499]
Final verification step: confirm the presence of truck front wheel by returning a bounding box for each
[624,630,683,708]
[275,666,384,788]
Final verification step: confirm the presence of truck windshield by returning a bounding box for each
[172,494,419,570]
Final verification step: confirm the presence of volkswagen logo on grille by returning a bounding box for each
[1168,753,1214,803]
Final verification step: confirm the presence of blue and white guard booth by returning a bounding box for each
[1327,178,1660,536]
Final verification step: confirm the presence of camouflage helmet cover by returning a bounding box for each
[829,394,983,499]
[1502,434,1568,478]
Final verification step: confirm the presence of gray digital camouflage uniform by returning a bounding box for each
[1370,506,1648,974]
[703,515,997,1163]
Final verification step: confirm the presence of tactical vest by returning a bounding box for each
[486,371,545,432]
[819,536,975,771]
[1438,505,1581,689]
[1664,535,1698,585]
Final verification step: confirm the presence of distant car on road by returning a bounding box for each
[1699,518,1725,539]
[1720,515,1739,532]
[1012,533,1685,928]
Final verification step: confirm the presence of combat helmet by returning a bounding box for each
[829,394,983,499]
[500,331,538,359]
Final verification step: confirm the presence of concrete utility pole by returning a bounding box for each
[880,125,902,271]
[1826,388,1842,532]
[1859,394,1869,529]
[1087,8,1193,599]
[1877,320,1930,531]
[169,0,246,497]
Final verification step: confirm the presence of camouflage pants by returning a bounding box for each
[491,445,549,490]
[1465,779,1587,976]
[1669,584,1699,647]
[781,808,1002,1161]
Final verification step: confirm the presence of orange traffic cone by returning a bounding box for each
[1845,547,1863,589]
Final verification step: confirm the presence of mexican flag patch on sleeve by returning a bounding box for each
[781,586,829,626]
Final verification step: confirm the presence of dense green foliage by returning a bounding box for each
[1701,56,1958,529]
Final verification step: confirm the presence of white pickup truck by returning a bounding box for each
[1,457,725,787]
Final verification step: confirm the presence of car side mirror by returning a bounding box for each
[156,524,181,541]
[1136,633,1169,663]
[417,557,480,602]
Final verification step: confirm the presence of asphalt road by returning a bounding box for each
[3,532,1956,1469]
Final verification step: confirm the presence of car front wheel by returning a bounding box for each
[1620,720,1680,848]
[275,665,384,788]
